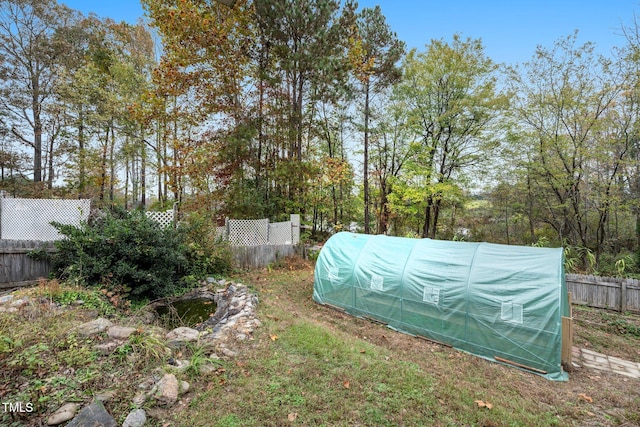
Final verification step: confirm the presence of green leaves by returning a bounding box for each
[392,35,503,237]
[51,208,187,302]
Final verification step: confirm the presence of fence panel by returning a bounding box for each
[145,209,175,228]
[0,240,56,288]
[566,274,640,313]
[221,215,300,246]
[228,219,269,246]
[1,198,90,241]
[231,244,296,269]
[268,221,293,245]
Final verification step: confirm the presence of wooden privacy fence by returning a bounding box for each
[3,240,639,311]
[0,240,56,289]
[231,244,297,269]
[566,274,640,313]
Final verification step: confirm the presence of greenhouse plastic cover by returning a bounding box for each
[313,232,569,381]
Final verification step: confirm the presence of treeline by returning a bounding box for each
[1,0,640,274]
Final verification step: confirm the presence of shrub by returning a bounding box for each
[180,212,233,277]
[51,207,189,302]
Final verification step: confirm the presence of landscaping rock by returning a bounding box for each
[180,380,190,395]
[107,325,137,340]
[94,342,119,355]
[47,402,79,426]
[219,345,238,358]
[166,358,190,371]
[131,310,156,325]
[66,400,116,427]
[10,297,28,307]
[94,390,116,402]
[76,318,114,337]
[122,408,147,427]
[132,392,147,406]
[155,373,179,406]
[166,326,200,344]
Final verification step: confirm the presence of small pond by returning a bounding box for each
[155,297,217,329]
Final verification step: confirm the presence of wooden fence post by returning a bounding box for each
[621,280,627,313]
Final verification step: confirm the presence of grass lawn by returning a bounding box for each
[1,258,639,426]
[172,261,640,427]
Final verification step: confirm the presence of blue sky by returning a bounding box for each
[61,0,638,65]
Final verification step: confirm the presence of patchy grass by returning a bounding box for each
[573,305,640,362]
[0,281,190,426]
[170,264,639,427]
[1,263,639,426]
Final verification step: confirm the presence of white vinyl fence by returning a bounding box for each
[145,208,176,228]
[216,214,300,246]
[0,197,91,241]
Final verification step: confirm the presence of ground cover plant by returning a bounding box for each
[0,259,638,426]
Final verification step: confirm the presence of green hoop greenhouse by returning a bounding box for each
[313,232,571,381]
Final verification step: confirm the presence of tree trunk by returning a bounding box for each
[47,133,54,189]
[140,125,146,208]
[109,120,116,202]
[363,81,370,234]
[32,78,42,183]
[99,127,109,201]
[422,197,432,238]
[78,108,86,198]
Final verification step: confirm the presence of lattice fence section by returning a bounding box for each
[0,198,91,241]
[228,219,269,246]
[269,221,293,245]
[145,210,175,228]
[217,215,300,246]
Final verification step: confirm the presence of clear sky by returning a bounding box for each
[61,0,639,65]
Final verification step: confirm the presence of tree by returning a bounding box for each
[348,6,404,234]
[396,35,505,238]
[369,92,414,235]
[506,33,624,262]
[143,0,255,211]
[0,0,72,183]
[254,0,356,215]
[619,16,640,264]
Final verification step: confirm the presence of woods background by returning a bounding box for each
[2,0,640,277]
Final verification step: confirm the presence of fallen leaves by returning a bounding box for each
[270,334,279,341]
[343,380,350,389]
[288,413,298,422]
[578,393,593,403]
[474,400,493,409]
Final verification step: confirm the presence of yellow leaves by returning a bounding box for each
[347,26,376,84]
[322,157,353,186]
[474,400,493,409]
[270,334,279,341]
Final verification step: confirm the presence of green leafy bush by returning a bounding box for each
[51,208,190,302]
[180,212,233,277]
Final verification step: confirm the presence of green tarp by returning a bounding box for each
[313,232,570,381]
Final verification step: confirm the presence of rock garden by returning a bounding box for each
[0,279,260,426]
